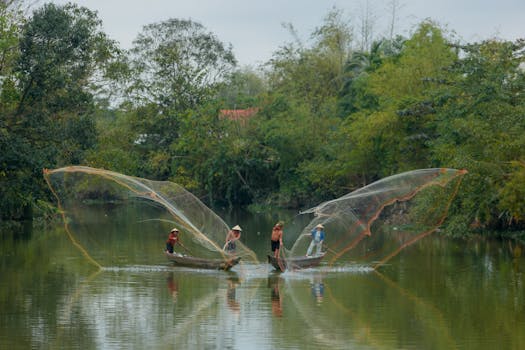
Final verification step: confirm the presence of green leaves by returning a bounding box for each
[17,4,111,112]
[499,161,525,224]
[0,3,117,219]
[128,18,236,111]
[1,2,524,236]
[431,39,525,228]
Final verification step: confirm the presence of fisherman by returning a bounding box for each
[306,224,325,256]
[271,222,284,258]
[225,225,242,253]
[166,228,181,254]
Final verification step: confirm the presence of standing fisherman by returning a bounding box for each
[166,228,181,254]
[306,224,325,256]
[271,222,284,258]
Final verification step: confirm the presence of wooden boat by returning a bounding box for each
[267,253,326,272]
[165,251,241,271]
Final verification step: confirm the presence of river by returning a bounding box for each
[0,209,523,349]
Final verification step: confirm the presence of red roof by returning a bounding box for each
[219,108,259,125]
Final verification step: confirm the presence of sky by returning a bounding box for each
[49,0,525,66]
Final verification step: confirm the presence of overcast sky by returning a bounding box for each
[49,0,525,66]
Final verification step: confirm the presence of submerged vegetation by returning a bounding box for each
[1,1,524,239]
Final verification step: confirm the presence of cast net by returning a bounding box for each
[43,166,258,268]
[288,168,467,268]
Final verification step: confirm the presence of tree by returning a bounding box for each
[337,37,404,117]
[128,18,236,111]
[257,8,355,205]
[308,22,455,194]
[1,3,117,219]
[123,18,237,180]
[342,22,457,177]
[81,107,140,176]
[268,7,353,114]
[15,2,117,160]
[357,0,377,52]
[216,66,267,109]
[386,0,404,40]
[431,39,525,230]
[0,2,23,78]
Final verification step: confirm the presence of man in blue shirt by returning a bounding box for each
[306,224,325,256]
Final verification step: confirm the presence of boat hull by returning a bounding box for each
[267,253,325,272]
[166,252,241,271]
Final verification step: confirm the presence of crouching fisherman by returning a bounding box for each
[224,225,242,254]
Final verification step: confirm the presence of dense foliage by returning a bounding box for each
[1,3,524,237]
[1,2,117,219]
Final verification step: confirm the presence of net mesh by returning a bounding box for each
[288,168,467,268]
[43,166,258,268]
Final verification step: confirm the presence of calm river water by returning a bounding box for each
[1,208,524,350]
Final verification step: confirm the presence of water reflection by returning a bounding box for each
[226,274,241,313]
[268,274,283,317]
[1,222,525,350]
[509,240,522,272]
[166,273,179,302]
[310,275,324,304]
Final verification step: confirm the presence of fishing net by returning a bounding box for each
[288,168,467,268]
[43,166,258,268]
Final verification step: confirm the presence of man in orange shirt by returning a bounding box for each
[166,228,181,254]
